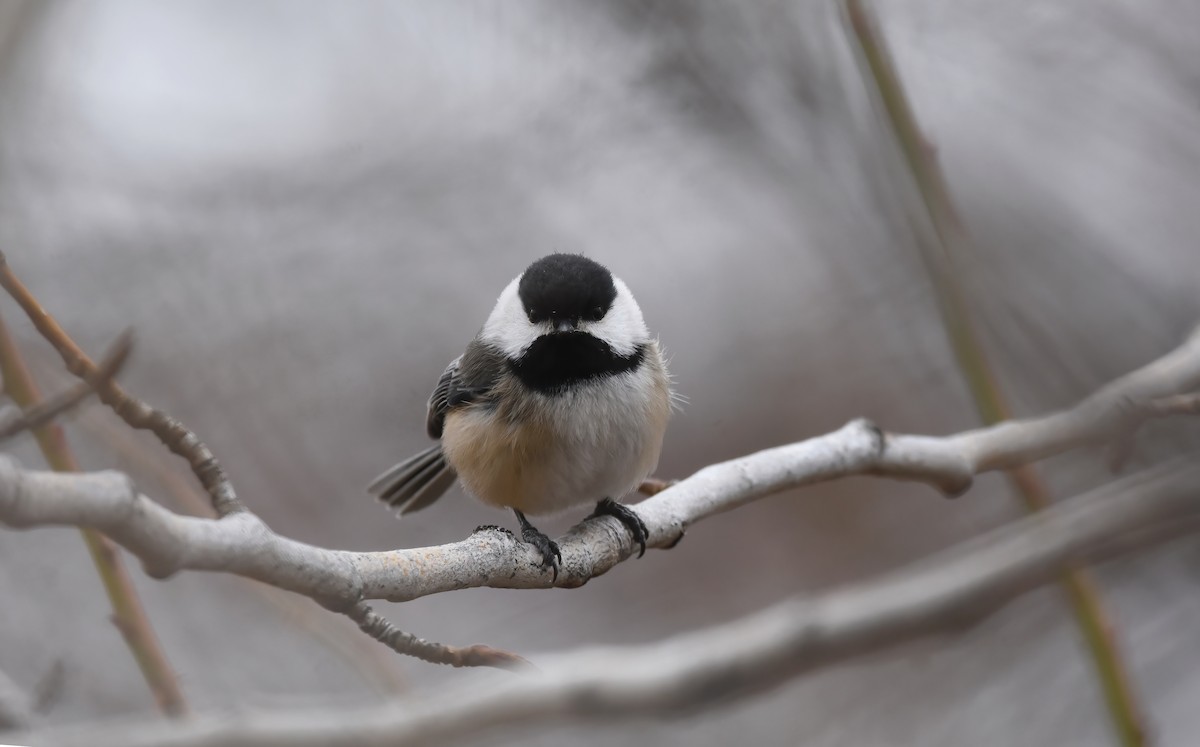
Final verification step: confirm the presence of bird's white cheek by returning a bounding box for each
[583,314,645,356]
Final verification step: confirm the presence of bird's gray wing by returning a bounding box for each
[426,339,505,439]
[368,339,506,516]
[425,356,462,440]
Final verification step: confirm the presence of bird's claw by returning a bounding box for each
[590,498,649,558]
[521,526,562,581]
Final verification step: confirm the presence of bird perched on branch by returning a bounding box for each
[368,253,672,578]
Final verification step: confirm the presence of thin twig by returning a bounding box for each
[0,252,243,517]
[21,459,1200,747]
[1109,393,1200,472]
[345,603,533,671]
[0,330,132,443]
[0,311,188,717]
[843,3,1149,744]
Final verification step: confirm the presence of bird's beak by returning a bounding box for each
[553,318,576,334]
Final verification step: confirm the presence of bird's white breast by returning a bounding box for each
[441,342,671,516]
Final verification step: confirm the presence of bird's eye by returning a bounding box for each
[587,306,604,321]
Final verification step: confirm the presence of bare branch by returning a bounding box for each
[0,325,1197,613]
[0,252,243,517]
[0,252,530,669]
[0,310,189,717]
[947,326,1200,472]
[23,460,1200,747]
[0,330,132,443]
[344,602,533,671]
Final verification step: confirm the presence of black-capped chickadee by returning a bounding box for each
[368,254,672,578]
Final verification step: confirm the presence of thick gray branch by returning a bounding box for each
[0,326,1198,610]
[24,460,1200,747]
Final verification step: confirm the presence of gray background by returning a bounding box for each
[0,2,1198,745]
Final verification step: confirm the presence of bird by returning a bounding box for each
[367,253,672,579]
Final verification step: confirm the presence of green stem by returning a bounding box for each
[0,310,188,717]
[844,2,1147,745]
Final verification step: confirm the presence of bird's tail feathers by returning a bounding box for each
[367,445,457,516]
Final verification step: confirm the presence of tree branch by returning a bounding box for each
[3,233,1198,673]
[0,250,526,668]
[22,459,1200,747]
[0,329,131,443]
[0,311,189,717]
[344,602,533,670]
[0,251,243,517]
[0,325,1196,611]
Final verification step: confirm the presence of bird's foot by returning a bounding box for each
[590,498,649,558]
[514,511,562,581]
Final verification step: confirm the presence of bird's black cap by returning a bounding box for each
[518,254,617,324]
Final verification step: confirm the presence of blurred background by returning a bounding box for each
[0,1,1198,745]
